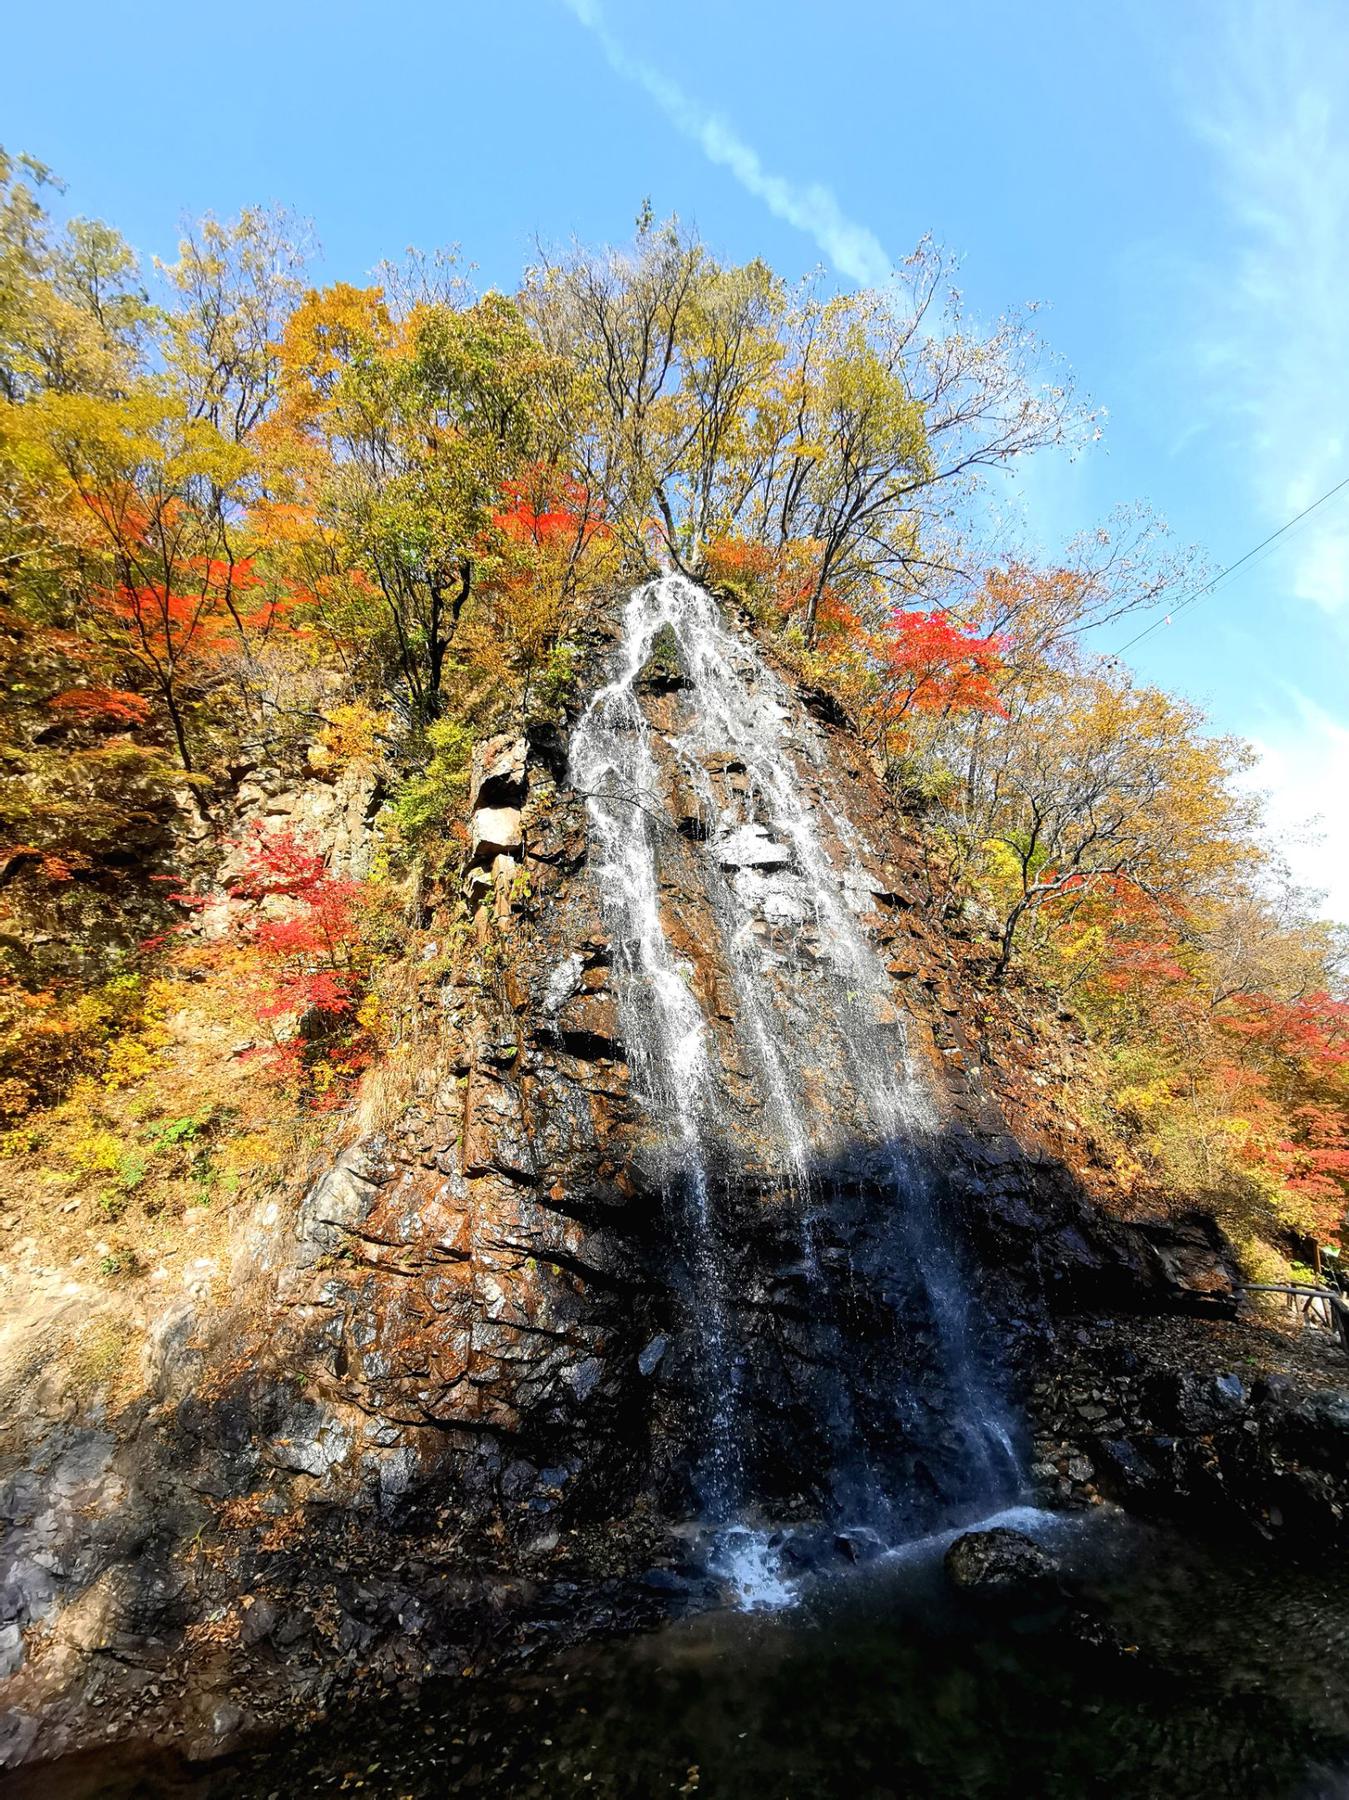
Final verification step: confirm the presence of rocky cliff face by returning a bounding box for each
[1,579,1342,1774]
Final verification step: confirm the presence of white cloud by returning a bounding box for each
[1183,0,1349,615]
[557,0,893,287]
[1289,527,1349,614]
[1243,687,1349,922]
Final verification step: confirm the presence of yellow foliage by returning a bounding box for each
[973,838,1023,921]
[309,701,389,773]
[276,282,396,432]
[1058,923,1105,965]
[67,1124,124,1177]
[1112,1078,1174,1131]
[102,1036,158,1089]
[354,991,384,1037]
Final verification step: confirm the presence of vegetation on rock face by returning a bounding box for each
[0,149,1344,1285]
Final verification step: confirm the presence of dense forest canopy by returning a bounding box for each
[1,148,1345,1284]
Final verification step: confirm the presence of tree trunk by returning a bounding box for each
[161,681,193,773]
[994,897,1030,979]
[803,568,827,645]
[426,560,471,720]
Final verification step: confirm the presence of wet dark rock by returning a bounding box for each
[1062,1605,1129,1655]
[1270,1387,1349,1476]
[636,1566,689,1594]
[1093,1436,1165,1499]
[944,1529,1061,1602]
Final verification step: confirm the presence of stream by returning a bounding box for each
[16,1510,1349,1799]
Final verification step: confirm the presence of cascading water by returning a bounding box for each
[568,599,747,1520]
[569,574,1021,1591]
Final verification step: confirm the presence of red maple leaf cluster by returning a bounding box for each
[154,826,376,1108]
[492,467,606,551]
[47,687,152,727]
[874,607,1007,720]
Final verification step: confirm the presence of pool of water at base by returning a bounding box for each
[12,1511,1349,1800]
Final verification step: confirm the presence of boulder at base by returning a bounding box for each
[944,1528,1061,1602]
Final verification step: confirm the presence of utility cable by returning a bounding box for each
[1111,473,1349,657]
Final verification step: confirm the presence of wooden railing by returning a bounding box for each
[1237,1284,1349,1358]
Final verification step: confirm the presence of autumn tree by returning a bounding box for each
[159,207,307,445]
[24,395,252,768]
[526,225,1079,640]
[967,515,1194,669]
[956,661,1257,974]
[1,182,319,769]
[0,150,150,411]
[522,219,709,569]
[870,605,1004,737]
[0,151,153,619]
[269,282,564,725]
[1190,874,1347,1012]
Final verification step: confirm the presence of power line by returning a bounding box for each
[1112,474,1349,658]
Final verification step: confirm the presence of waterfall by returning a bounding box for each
[569,574,1020,1562]
[568,594,746,1518]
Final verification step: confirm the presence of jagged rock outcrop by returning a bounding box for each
[1028,1311,1349,1536]
[1,579,1340,1777]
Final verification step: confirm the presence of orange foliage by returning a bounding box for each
[703,535,823,622]
[872,607,1006,722]
[47,688,151,727]
[1061,887,1349,1242]
[492,467,606,553]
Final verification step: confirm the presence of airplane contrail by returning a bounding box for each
[558,0,894,287]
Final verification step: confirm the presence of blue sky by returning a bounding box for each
[9,0,1347,917]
